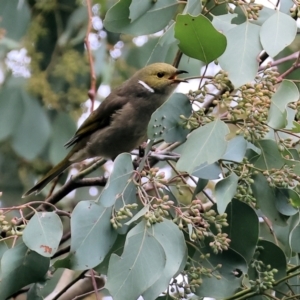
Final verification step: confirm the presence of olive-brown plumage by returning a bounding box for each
[23,63,187,197]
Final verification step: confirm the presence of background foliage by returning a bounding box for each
[0,0,300,299]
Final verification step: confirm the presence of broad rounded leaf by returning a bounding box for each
[0,0,30,41]
[252,173,287,226]
[11,91,51,161]
[224,200,259,263]
[260,11,297,57]
[0,242,49,299]
[268,80,299,129]
[98,153,135,207]
[175,14,227,64]
[104,0,179,35]
[142,219,187,300]
[23,212,63,257]
[196,248,247,298]
[55,201,117,270]
[106,220,166,300]
[219,22,262,88]
[216,172,239,214]
[222,135,247,162]
[0,84,24,141]
[253,139,285,170]
[275,188,299,216]
[148,93,191,143]
[192,162,221,179]
[177,119,229,174]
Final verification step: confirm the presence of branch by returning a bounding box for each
[85,0,97,112]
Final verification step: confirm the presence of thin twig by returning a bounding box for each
[89,269,101,300]
[85,0,97,112]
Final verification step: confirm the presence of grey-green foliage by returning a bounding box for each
[1,0,300,299]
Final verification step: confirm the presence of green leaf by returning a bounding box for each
[195,248,247,298]
[224,199,259,263]
[182,0,202,15]
[142,220,187,300]
[106,220,167,300]
[129,0,153,22]
[98,153,135,207]
[254,240,287,284]
[260,11,297,57]
[177,119,229,174]
[275,188,299,216]
[0,242,49,299]
[222,135,247,162]
[192,162,221,179]
[0,79,25,141]
[212,13,237,32]
[216,172,239,214]
[253,139,285,170]
[104,0,179,35]
[94,235,126,275]
[175,14,227,64]
[274,213,300,258]
[268,80,299,129]
[0,0,31,41]
[252,173,287,226]
[219,21,262,88]
[23,212,63,258]
[146,23,177,65]
[251,6,275,26]
[55,201,117,270]
[49,111,77,165]
[11,91,51,161]
[148,93,191,143]
[280,0,294,14]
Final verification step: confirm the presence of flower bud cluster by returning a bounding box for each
[290,2,300,18]
[226,159,258,205]
[0,212,24,237]
[224,69,278,141]
[263,165,300,188]
[209,233,231,254]
[110,203,138,229]
[145,195,175,226]
[250,260,278,291]
[182,258,222,292]
[173,200,229,252]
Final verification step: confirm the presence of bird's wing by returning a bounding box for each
[64,90,127,148]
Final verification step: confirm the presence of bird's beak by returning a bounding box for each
[169,69,188,83]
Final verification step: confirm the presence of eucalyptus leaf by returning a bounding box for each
[252,173,287,226]
[98,153,135,207]
[219,21,262,88]
[0,242,49,299]
[260,11,297,57]
[142,219,187,300]
[54,200,117,270]
[267,80,299,129]
[177,119,229,174]
[216,172,239,214]
[224,200,259,263]
[175,14,227,64]
[23,212,63,258]
[104,0,179,35]
[106,220,167,300]
[148,93,191,143]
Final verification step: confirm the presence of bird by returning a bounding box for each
[23,62,188,197]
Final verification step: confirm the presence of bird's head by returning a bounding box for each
[133,63,188,94]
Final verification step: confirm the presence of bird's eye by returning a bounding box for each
[157,72,165,78]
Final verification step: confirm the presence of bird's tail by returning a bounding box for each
[22,157,72,197]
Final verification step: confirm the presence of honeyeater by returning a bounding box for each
[23,63,187,197]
